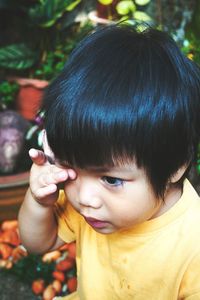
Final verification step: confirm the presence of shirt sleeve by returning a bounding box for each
[179,250,200,299]
[54,190,80,243]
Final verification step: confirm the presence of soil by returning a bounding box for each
[0,272,38,300]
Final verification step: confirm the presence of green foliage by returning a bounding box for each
[197,144,200,175]
[29,0,81,28]
[185,1,200,40]
[116,1,136,16]
[0,0,83,77]
[183,3,200,176]
[3,254,55,285]
[182,33,200,66]
[0,80,19,109]
[33,22,93,80]
[97,0,152,25]
[0,44,37,70]
[183,1,200,66]
[98,0,113,5]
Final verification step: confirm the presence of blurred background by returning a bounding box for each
[0,0,200,299]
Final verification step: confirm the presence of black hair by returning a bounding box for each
[43,24,200,197]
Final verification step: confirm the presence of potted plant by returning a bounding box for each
[0,0,95,121]
[0,80,42,220]
[8,77,49,121]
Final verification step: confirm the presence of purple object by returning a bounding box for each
[0,110,30,174]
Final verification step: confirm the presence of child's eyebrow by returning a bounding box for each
[54,161,110,172]
[84,166,111,173]
[86,165,134,174]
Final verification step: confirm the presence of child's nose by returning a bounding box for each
[78,180,102,209]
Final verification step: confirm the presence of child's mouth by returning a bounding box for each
[84,217,109,229]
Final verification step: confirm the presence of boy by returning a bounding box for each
[18,25,200,299]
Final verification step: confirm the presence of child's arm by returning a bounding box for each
[18,148,76,254]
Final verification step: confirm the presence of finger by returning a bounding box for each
[67,169,77,180]
[34,184,58,201]
[29,148,47,165]
[39,168,69,186]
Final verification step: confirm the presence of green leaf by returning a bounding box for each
[135,0,151,6]
[0,44,37,70]
[29,0,82,28]
[133,11,152,22]
[116,1,136,15]
[66,0,81,11]
[98,0,113,5]
[197,164,200,175]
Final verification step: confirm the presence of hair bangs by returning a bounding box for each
[45,85,139,168]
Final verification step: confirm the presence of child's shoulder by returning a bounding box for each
[183,179,199,203]
[181,179,200,233]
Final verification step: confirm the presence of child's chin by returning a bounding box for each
[92,226,116,235]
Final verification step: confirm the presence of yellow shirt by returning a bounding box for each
[54,180,200,300]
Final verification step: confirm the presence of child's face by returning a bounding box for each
[62,161,166,234]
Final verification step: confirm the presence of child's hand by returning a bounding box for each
[28,148,76,206]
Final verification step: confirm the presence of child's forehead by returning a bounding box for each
[56,157,140,173]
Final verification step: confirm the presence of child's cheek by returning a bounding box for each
[64,181,78,202]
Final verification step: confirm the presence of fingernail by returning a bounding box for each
[29,148,37,157]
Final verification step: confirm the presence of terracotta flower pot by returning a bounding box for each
[13,78,48,121]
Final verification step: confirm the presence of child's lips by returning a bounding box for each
[84,217,109,229]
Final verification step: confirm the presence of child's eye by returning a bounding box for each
[102,176,124,187]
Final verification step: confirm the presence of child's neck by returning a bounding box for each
[153,185,183,218]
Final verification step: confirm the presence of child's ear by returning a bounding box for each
[170,165,188,183]
[42,129,55,163]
